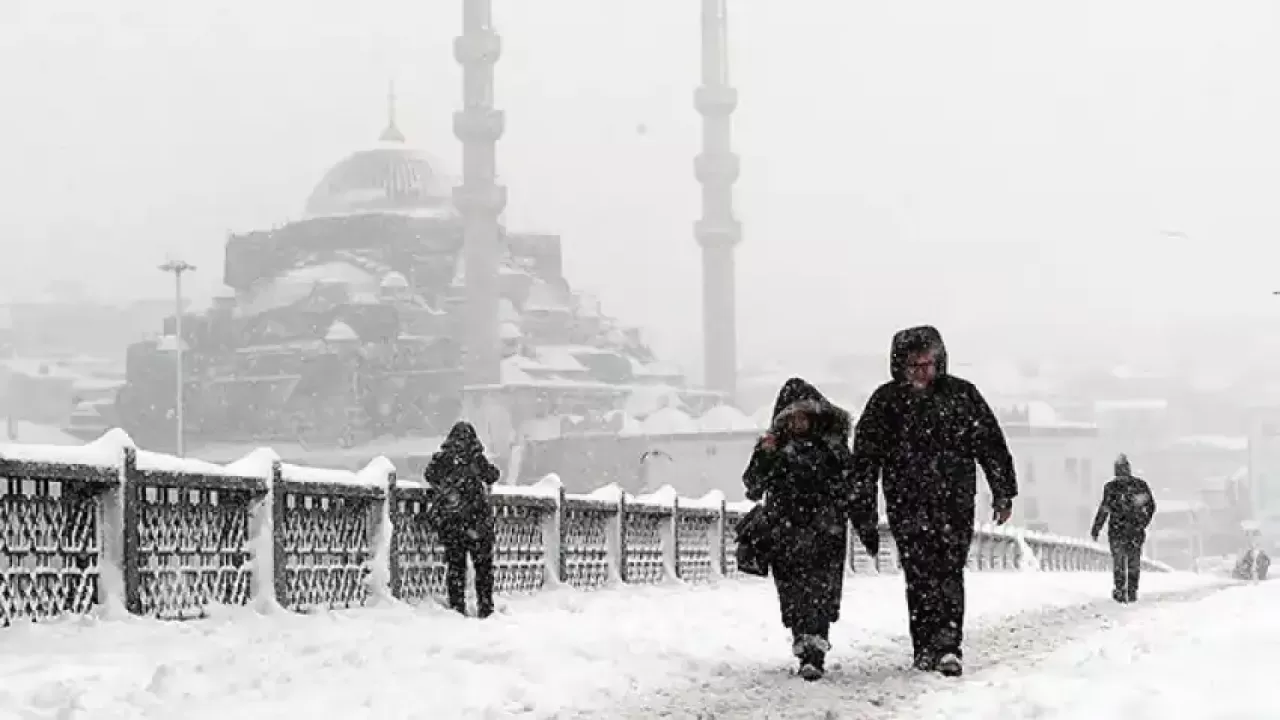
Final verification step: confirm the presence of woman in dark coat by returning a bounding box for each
[743,378,866,681]
[423,421,501,617]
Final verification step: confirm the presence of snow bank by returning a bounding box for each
[906,577,1262,720]
[0,572,1224,719]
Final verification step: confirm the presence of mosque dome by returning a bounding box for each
[302,88,453,219]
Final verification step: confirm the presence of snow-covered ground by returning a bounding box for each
[0,572,1225,720]
[906,578,1279,720]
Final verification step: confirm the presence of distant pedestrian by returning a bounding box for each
[850,325,1018,678]
[1233,546,1271,581]
[1091,454,1157,603]
[423,421,501,618]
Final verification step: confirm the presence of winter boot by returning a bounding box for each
[936,652,963,678]
[792,634,830,681]
[1112,588,1127,604]
[913,650,938,672]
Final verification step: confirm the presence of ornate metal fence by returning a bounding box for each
[0,436,1168,627]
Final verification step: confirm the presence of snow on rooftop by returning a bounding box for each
[500,357,536,384]
[534,346,589,373]
[751,404,775,429]
[305,206,455,222]
[640,406,699,435]
[324,321,358,342]
[1022,400,1097,430]
[625,385,686,418]
[499,322,523,340]
[698,405,761,432]
[1170,435,1248,452]
[1095,398,1169,411]
[629,357,683,378]
[606,409,645,436]
[154,335,188,352]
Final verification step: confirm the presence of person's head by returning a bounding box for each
[890,326,948,391]
[785,410,812,436]
[1114,453,1132,477]
[443,420,482,455]
[905,348,940,391]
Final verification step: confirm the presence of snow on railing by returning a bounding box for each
[0,429,1162,626]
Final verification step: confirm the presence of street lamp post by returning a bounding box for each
[159,259,196,457]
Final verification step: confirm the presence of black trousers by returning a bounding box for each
[443,529,495,616]
[1109,535,1143,600]
[895,514,974,660]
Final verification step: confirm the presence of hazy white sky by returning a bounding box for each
[3,0,1280,372]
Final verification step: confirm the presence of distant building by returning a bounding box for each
[1147,435,1247,501]
[983,401,1104,537]
[1148,500,1204,570]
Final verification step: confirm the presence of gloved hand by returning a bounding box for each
[992,497,1013,525]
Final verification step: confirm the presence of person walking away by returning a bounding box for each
[849,325,1018,678]
[423,421,501,617]
[1090,454,1156,603]
[1233,546,1271,581]
[742,378,876,681]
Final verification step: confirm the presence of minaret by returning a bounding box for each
[695,0,741,400]
[454,0,506,385]
[380,79,406,144]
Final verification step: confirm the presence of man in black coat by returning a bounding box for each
[1091,454,1156,603]
[424,421,501,617]
[850,325,1018,678]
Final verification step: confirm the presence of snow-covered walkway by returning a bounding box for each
[904,577,1280,720]
[0,572,1227,719]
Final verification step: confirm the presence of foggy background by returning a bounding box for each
[3,0,1280,378]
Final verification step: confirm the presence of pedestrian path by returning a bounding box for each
[0,571,1221,719]
[902,577,1276,720]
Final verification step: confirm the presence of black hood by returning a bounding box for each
[769,377,852,443]
[440,420,485,459]
[890,325,949,382]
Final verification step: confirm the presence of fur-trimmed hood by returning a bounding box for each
[769,377,852,443]
[890,325,949,382]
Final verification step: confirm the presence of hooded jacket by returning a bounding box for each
[1091,457,1156,540]
[423,421,501,538]
[742,378,880,555]
[850,326,1018,529]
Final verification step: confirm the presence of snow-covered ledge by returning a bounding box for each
[223,448,282,615]
[634,485,681,585]
[358,457,398,606]
[586,483,626,587]
[531,474,565,590]
[83,430,136,619]
[682,490,728,582]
